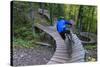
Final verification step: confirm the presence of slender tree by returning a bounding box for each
[49,3,53,25]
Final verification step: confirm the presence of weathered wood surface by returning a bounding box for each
[34,23,85,64]
[38,8,50,20]
[35,42,51,46]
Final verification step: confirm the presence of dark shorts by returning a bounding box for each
[59,30,70,40]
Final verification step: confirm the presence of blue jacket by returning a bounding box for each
[57,19,72,33]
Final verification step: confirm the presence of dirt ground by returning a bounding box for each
[12,45,55,66]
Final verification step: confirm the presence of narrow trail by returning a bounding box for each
[34,23,85,64]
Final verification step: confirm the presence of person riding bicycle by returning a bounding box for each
[56,16,73,40]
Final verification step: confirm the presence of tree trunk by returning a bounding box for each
[49,3,53,25]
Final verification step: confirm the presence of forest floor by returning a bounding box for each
[13,45,54,66]
[86,49,97,61]
[84,45,97,62]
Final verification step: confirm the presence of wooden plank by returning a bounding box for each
[53,55,69,60]
[71,51,85,57]
[70,58,84,63]
[47,60,61,64]
[56,47,67,50]
[47,60,63,64]
[56,48,67,50]
[54,52,68,58]
[72,48,85,53]
[50,57,67,63]
[56,49,67,53]
[35,42,51,46]
[56,45,67,48]
[76,59,84,62]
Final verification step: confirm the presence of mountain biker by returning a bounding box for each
[56,16,73,40]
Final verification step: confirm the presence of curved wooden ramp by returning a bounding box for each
[38,8,50,20]
[34,23,85,64]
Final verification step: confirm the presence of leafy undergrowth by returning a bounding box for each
[85,57,97,62]
[13,38,39,49]
[84,44,97,62]
[84,44,97,50]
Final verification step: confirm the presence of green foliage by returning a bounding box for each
[12,1,97,49]
[13,38,37,48]
[41,3,97,33]
[14,26,33,39]
[84,44,97,50]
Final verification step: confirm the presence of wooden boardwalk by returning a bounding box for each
[34,23,85,64]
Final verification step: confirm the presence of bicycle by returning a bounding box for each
[65,27,74,58]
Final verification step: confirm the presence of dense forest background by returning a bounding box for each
[12,1,97,61]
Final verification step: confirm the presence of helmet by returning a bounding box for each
[58,16,64,20]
